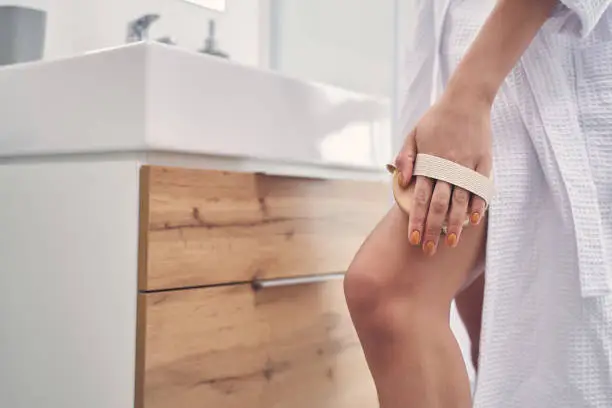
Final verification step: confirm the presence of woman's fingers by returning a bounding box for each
[408,175,433,247]
[446,187,470,247]
[469,196,486,225]
[422,181,452,256]
[401,149,491,249]
[470,158,492,225]
[394,129,416,188]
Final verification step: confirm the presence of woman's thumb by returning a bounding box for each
[394,128,416,188]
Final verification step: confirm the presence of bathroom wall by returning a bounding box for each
[268,0,395,97]
[0,0,261,66]
[1,0,396,98]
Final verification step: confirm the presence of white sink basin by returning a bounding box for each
[0,42,391,170]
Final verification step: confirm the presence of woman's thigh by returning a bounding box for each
[349,204,486,310]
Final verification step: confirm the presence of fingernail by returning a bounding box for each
[470,212,480,225]
[424,240,436,256]
[447,233,458,247]
[409,230,421,245]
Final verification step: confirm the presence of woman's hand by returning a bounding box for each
[394,90,492,256]
[391,0,557,256]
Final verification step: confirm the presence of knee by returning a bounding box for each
[344,256,413,332]
[344,252,443,333]
[343,261,388,320]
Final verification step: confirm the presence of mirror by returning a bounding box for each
[180,0,225,12]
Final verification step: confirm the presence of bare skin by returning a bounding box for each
[456,273,485,371]
[345,205,486,408]
[344,0,557,407]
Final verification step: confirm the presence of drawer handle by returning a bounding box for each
[252,273,345,290]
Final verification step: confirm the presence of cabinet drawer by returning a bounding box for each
[138,166,388,291]
[135,279,377,408]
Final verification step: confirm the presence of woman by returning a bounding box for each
[344,0,612,407]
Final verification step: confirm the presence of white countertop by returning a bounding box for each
[0,42,392,178]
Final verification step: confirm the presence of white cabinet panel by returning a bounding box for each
[0,160,140,408]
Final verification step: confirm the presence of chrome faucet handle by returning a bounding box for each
[126,13,160,43]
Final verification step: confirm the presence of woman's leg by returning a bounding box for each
[344,205,486,408]
[456,273,485,371]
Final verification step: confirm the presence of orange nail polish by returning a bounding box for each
[470,212,480,225]
[409,230,421,245]
[447,233,457,247]
[424,241,436,256]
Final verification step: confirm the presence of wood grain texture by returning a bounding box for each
[137,280,377,408]
[138,167,152,293]
[139,166,389,291]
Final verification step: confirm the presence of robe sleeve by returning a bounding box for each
[556,0,611,37]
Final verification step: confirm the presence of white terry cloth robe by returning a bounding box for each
[398,0,612,406]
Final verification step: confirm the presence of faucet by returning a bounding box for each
[126,13,160,42]
[199,20,229,59]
